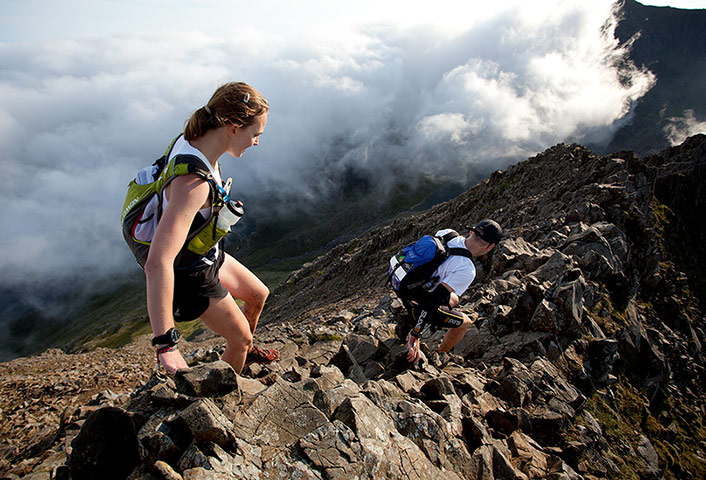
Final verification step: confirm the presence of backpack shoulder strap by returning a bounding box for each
[151,134,185,178]
[447,247,473,260]
[440,230,473,260]
[155,152,225,222]
[171,155,227,217]
[173,154,214,179]
[440,230,459,243]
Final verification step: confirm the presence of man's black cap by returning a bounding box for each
[471,219,502,245]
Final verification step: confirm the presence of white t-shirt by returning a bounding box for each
[430,229,476,296]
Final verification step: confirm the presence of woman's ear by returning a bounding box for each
[228,124,239,136]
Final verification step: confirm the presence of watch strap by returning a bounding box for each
[151,327,180,347]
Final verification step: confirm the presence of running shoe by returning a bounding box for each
[244,346,280,367]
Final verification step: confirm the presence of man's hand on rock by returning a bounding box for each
[406,335,421,363]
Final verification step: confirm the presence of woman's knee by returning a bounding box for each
[234,329,253,351]
[246,281,269,307]
[202,297,253,344]
[255,282,270,303]
[221,321,252,352]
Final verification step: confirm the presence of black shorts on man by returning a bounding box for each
[396,299,465,340]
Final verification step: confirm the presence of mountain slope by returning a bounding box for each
[3,136,705,478]
[2,0,705,364]
[256,134,706,478]
[602,0,706,154]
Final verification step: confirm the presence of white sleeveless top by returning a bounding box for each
[133,137,222,253]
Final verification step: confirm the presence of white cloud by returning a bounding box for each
[665,110,706,145]
[0,0,659,287]
[417,113,481,145]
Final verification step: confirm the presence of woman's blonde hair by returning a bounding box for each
[184,82,269,141]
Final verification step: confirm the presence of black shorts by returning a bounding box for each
[404,300,466,329]
[173,248,228,322]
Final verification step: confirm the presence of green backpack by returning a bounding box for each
[121,134,235,268]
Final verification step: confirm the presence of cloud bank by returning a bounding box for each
[0,0,655,288]
[665,110,706,145]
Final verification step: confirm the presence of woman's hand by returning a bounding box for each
[157,347,189,374]
[406,335,421,363]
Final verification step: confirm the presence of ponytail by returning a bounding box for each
[184,82,269,141]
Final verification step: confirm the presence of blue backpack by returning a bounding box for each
[388,230,472,296]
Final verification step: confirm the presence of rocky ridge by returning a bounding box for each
[1,136,705,479]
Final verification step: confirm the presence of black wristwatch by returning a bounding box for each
[152,327,181,347]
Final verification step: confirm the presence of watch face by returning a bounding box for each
[170,328,181,343]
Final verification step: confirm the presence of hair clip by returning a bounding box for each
[203,105,212,115]
[243,93,250,104]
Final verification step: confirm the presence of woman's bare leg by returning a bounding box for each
[199,294,252,373]
[218,253,270,333]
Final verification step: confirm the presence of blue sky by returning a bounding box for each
[0,0,703,288]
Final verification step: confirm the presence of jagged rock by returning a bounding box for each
[636,434,661,480]
[361,378,408,412]
[313,378,360,418]
[300,339,344,366]
[299,420,366,479]
[154,460,183,480]
[586,338,620,383]
[528,251,574,284]
[618,309,670,387]
[394,399,474,477]
[528,298,560,333]
[562,224,624,282]
[329,344,368,385]
[463,328,550,365]
[68,407,140,480]
[332,393,462,479]
[177,442,260,480]
[260,450,324,479]
[508,430,550,478]
[149,382,195,408]
[393,370,426,395]
[551,274,587,336]
[466,444,526,480]
[310,364,346,390]
[137,408,185,465]
[492,442,529,480]
[125,464,159,480]
[529,358,584,411]
[176,443,211,471]
[420,376,456,399]
[233,380,328,448]
[228,374,265,402]
[179,399,235,450]
[529,408,565,445]
[174,361,238,398]
[434,393,465,429]
[182,469,230,480]
[472,388,510,419]
[494,237,552,273]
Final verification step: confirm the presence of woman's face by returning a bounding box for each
[227,112,268,158]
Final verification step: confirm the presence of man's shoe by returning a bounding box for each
[244,346,280,367]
